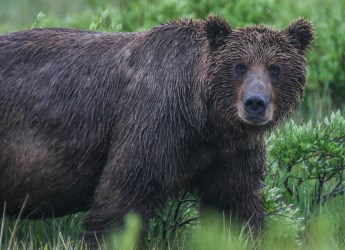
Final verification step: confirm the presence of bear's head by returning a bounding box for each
[204,16,314,132]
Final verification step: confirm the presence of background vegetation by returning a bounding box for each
[0,0,344,249]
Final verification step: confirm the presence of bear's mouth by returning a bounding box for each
[242,115,270,126]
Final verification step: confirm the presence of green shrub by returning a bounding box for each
[267,111,345,212]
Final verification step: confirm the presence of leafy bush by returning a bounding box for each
[267,111,345,212]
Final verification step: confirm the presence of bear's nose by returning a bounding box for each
[244,95,267,116]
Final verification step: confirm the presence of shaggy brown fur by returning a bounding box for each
[0,16,314,243]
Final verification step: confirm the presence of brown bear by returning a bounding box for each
[0,16,313,243]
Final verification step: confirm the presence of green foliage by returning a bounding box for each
[31,12,46,29]
[89,10,123,32]
[147,193,198,249]
[111,214,142,250]
[263,187,305,245]
[191,215,253,250]
[267,111,345,212]
[299,200,345,250]
[265,111,345,248]
[0,213,86,249]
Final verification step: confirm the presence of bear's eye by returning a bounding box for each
[235,63,247,74]
[268,65,281,76]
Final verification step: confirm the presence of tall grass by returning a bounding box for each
[2,207,344,249]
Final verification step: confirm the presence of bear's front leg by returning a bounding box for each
[82,152,168,248]
[192,139,266,231]
[199,178,265,231]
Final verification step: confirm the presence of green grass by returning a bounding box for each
[2,204,345,249]
[0,213,86,249]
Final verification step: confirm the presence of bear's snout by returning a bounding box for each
[243,94,268,117]
[235,65,275,126]
[241,92,271,125]
[238,78,274,126]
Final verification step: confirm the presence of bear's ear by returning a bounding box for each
[204,15,232,50]
[284,18,314,52]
